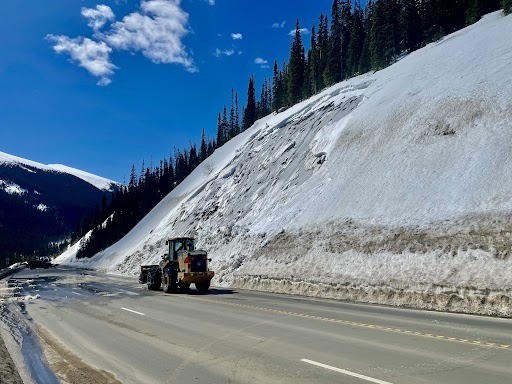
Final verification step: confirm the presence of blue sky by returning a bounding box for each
[0,0,334,182]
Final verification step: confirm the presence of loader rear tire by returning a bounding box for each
[195,281,210,294]
[162,268,177,294]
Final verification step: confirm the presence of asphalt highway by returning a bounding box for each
[3,268,512,384]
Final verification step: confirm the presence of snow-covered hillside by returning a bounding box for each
[58,12,512,316]
[0,151,118,191]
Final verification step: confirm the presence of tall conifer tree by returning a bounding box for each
[216,112,224,147]
[287,19,306,105]
[308,25,319,95]
[359,0,373,73]
[400,0,422,53]
[326,0,342,85]
[505,0,512,15]
[466,0,482,24]
[243,75,257,129]
[318,13,329,90]
[200,128,207,161]
[346,1,365,77]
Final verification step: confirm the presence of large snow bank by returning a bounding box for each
[57,12,512,316]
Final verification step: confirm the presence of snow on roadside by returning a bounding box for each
[57,12,512,316]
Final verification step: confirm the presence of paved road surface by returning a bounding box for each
[2,268,512,384]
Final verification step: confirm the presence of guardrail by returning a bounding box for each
[0,266,25,280]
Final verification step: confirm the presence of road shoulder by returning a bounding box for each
[0,326,24,384]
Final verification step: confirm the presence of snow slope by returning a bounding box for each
[0,151,118,191]
[57,12,512,316]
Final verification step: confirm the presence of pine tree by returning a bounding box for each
[326,0,342,85]
[189,144,199,171]
[340,0,352,79]
[139,159,146,187]
[243,75,256,129]
[370,0,387,68]
[359,0,373,73]
[272,60,281,112]
[267,78,273,113]
[400,0,422,53]
[234,92,240,133]
[258,80,267,118]
[287,19,306,105]
[207,140,215,157]
[128,164,137,191]
[480,0,501,14]
[216,112,224,147]
[346,1,365,77]
[466,0,482,24]
[421,0,443,42]
[318,13,329,90]
[383,0,401,64]
[505,0,512,14]
[221,106,228,140]
[229,88,235,139]
[200,128,207,162]
[308,25,319,95]
[441,0,469,34]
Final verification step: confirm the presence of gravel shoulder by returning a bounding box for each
[0,328,24,384]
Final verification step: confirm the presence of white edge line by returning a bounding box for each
[301,359,394,384]
[121,307,146,316]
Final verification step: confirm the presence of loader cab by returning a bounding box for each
[166,237,196,261]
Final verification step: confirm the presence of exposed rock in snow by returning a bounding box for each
[0,180,27,196]
[36,204,49,212]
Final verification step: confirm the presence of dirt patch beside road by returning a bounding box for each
[0,330,24,384]
[37,325,121,384]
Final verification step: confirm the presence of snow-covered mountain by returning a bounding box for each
[58,12,512,316]
[0,151,118,192]
[0,151,119,260]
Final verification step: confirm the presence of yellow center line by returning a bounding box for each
[176,295,510,351]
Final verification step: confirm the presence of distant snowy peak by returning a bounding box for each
[0,151,48,170]
[0,150,119,192]
[47,164,118,192]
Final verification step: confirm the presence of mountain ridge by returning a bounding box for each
[0,150,119,192]
[0,151,119,262]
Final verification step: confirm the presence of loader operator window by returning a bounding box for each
[175,240,184,253]
[185,239,194,251]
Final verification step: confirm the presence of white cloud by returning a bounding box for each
[272,21,286,29]
[288,28,309,36]
[254,57,269,69]
[231,33,242,40]
[81,5,115,32]
[214,48,235,57]
[206,0,215,5]
[47,0,197,85]
[46,35,116,86]
[104,0,196,72]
